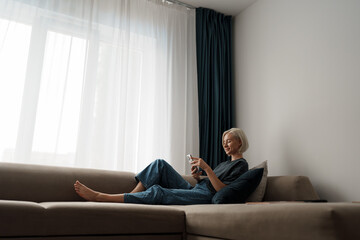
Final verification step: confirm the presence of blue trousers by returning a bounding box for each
[124,159,214,205]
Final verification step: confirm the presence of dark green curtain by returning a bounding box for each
[196,8,233,170]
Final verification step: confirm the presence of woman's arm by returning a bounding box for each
[190,157,226,192]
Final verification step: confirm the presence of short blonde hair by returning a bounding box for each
[222,128,249,154]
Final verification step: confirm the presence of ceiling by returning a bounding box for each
[179,0,257,16]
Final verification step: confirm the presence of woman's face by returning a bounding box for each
[223,133,242,156]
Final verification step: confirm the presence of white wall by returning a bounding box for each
[234,0,360,201]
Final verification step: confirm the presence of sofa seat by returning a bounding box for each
[178,202,360,240]
[0,200,46,237]
[0,200,185,239]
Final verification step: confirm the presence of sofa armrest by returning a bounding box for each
[263,176,320,201]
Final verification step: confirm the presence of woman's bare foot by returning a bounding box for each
[74,180,100,201]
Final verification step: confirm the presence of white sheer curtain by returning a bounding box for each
[0,0,199,174]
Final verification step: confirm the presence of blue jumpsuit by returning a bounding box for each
[124,159,213,205]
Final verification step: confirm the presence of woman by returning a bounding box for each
[74,128,249,205]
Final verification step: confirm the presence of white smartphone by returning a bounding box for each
[186,154,192,163]
[187,154,199,171]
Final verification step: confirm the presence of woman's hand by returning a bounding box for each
[190,156,226,192]
[191,165,202,181]
[190,157,210,182]
[190,157,210,172]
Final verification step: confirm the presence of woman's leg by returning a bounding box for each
[136,159,192,190]
[130,181,146,193]
[74,159,190,202]
[124,181,213,205]
[127,159,186,194]
[74,181,125,202]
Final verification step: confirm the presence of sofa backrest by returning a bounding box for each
[264,176,320,201]
[0,162,137,202]
[0,162,320,203]
[184,175,320,201]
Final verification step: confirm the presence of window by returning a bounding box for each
[0,0,197,173]
[31,31,86,165]
[0,9,157,169]
[0,19,31,162]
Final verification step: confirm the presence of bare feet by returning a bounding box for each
[74,180,100,201]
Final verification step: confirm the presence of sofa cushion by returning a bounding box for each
[263,176,320,201]
[0,200,46,237]
[180,202,360,240]
[212,168,264,204]
[41,202,185,236]
[246,160,268,202]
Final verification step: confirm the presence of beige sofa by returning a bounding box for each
[1,162,359,240]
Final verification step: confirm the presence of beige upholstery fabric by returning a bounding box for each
[180,203,360,240]
[264,176,320,201]
[42,202,185,236]
[3,236,181,240]
[0,200,46,237]
[0,200,185,237]
[187,235,223,240]
[2,162,359,240]
[0,162,137,202]
[246,160,268,202]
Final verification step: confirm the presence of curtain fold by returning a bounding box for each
[0,0,199,174]
[196,7,233,169]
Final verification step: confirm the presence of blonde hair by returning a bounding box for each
[222,128,249,154]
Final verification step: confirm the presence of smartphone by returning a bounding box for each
[187,154,199,171]
[186,154,192,163]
